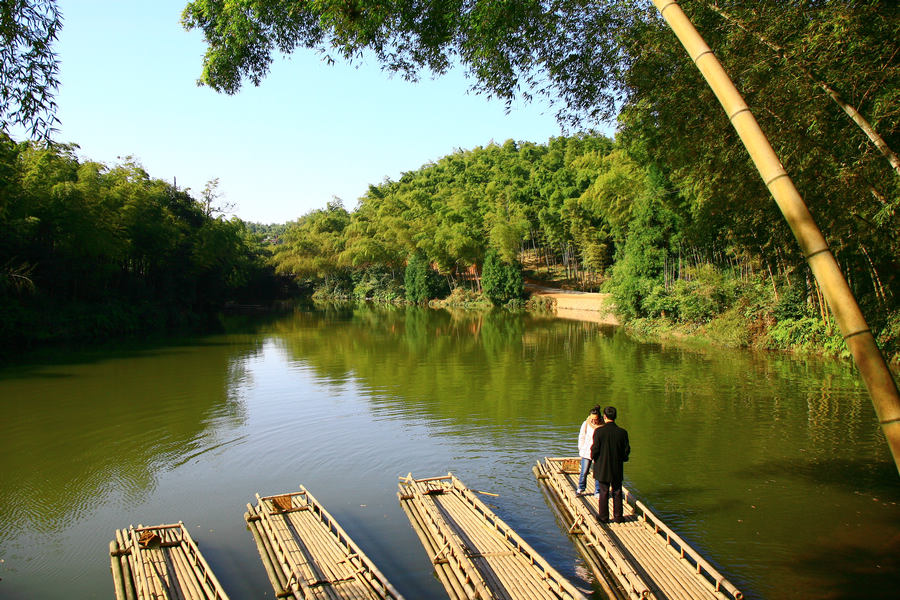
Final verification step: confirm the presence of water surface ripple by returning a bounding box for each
[1,306,897,599]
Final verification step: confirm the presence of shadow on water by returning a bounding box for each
[737,457,899,496]
[0,337,238,380]
[642,487,746,520]
[0,304,305,379]
[787,529,900,599]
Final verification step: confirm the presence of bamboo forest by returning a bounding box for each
[3,1,897,363]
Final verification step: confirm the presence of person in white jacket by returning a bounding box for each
[576,406,603,496]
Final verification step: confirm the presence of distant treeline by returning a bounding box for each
[270,130,899,361]
[0,134,281,350]
[3,122,897,359]
[3,0,898,363]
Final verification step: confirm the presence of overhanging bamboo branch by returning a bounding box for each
[651,0,900,474]
[704,1,900,178]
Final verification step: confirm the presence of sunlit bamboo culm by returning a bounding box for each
[651,0,900,474]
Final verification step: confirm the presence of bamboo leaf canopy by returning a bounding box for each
[650,0,900,474]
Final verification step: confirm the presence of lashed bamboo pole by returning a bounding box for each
[256,495,316,599]
[601,467,728,599]
[161,547,187,600]
[546,458,742,600]
[406,477,492,599]
[168,541,202,600]
[253,490,399,600]
[300,485,403,600]
[181,527,226,600]
[539,462,649,598]
[438,493,537,599]
[537,464,649,599]
[255,497,310,599]
[246,508,292,597]
[292,506,363,598]
[129,525,157,600]
[651,0,900,474]
[285,509,351,597]
[110,539,129,600]
[151,527,185,600]
[628,491,740,600]
[451,476,582,599]
[398,493,468,599]
[116,529,138,600]
[400,473,590,599]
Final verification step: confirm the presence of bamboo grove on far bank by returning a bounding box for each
[0,136,281,351]
[2,1,898,362]
[266,131,899,363]
[2,127,898,363]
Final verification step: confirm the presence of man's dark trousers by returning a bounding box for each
[598,481,623,522]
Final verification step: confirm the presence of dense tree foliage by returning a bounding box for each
[5,1,898,360]
[270,134,617,297]
[261,126,898,359]
[182,1,897,305]
[404,251,448,304]
[403,251,429,304]
[618,1,899,318]
[0,134,277,349]
[481,250,524,306]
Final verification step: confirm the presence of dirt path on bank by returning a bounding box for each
[526,283,620,326]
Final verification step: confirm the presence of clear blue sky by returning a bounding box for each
[37,0,610,224]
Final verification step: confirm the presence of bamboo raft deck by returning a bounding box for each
[534,457,743,600]
[109,522,229,600]
[397,473,588,600]
[245,487,404,600]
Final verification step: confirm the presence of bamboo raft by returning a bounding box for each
[397,473,588,600]
[245,487,404,600]
[533,457,743,600]
[109,522,229,600]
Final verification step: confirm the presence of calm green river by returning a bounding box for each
[1,306,897,599]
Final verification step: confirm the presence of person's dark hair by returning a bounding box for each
[603,406,617,421]
[590,405,602,415]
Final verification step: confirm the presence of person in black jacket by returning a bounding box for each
[591,405,630,523]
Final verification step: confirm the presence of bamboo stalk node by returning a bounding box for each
[651,0,900,473]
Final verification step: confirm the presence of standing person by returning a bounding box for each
[576,406,603,496]
[591,406,630,523]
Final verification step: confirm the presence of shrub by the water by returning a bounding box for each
[482,251,524,306]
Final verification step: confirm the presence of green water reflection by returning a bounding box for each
[0,305,897,599]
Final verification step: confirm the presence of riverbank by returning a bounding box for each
[523,281,900,368]
[525,283,620,326]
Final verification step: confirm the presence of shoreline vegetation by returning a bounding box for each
[2,130,897,366]
[3,3,897,371]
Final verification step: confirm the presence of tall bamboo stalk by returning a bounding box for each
[651,0,900,473]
